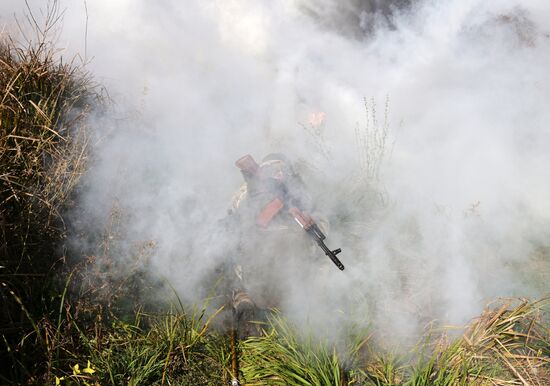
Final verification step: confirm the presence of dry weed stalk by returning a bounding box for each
[355,95,391,184]
[0,5,100,382]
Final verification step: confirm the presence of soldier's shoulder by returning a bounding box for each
[230,183,248,211]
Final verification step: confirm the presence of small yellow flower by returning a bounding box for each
[83,360,96,374]
[55,376,65,385]
[72,363,81,375]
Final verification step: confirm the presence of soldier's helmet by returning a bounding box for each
[232,152,308,213]
[261,153,288,163]
[258,153,295,182]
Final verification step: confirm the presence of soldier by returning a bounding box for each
[223,153,340,338]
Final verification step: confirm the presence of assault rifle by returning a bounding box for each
[235,154,345,271]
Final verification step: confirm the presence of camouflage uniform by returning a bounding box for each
[225,154,329,337]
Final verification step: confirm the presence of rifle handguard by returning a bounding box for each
[257,198,284,227]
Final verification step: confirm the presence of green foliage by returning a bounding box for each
[4,299,227,386]
[238,300,549,386]
[240,312,366,385]
[359,352,405,386]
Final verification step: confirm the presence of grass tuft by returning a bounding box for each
[0,11,99,382]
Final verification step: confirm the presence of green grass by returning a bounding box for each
[3,295,547,385]
[238,299,548,386]
[240,312,351,385]
[56,306,226,385]
[2,291,228,385]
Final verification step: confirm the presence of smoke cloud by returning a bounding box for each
[3,0,549,344]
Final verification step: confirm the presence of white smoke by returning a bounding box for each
[2,0,549,344]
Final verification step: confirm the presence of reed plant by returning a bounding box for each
[0,7,97,382]
[397,298,548,386]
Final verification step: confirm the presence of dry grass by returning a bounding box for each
[401,298,550,386]
[0,11,99,382]
[0,36,93,237]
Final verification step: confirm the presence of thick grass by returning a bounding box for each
[50,304,227,386]
[4,294,546,385]
[240,312,352,385]
[0,24,96,384]
[240,299,549,386]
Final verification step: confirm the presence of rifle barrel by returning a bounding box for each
[316,238,345,270]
